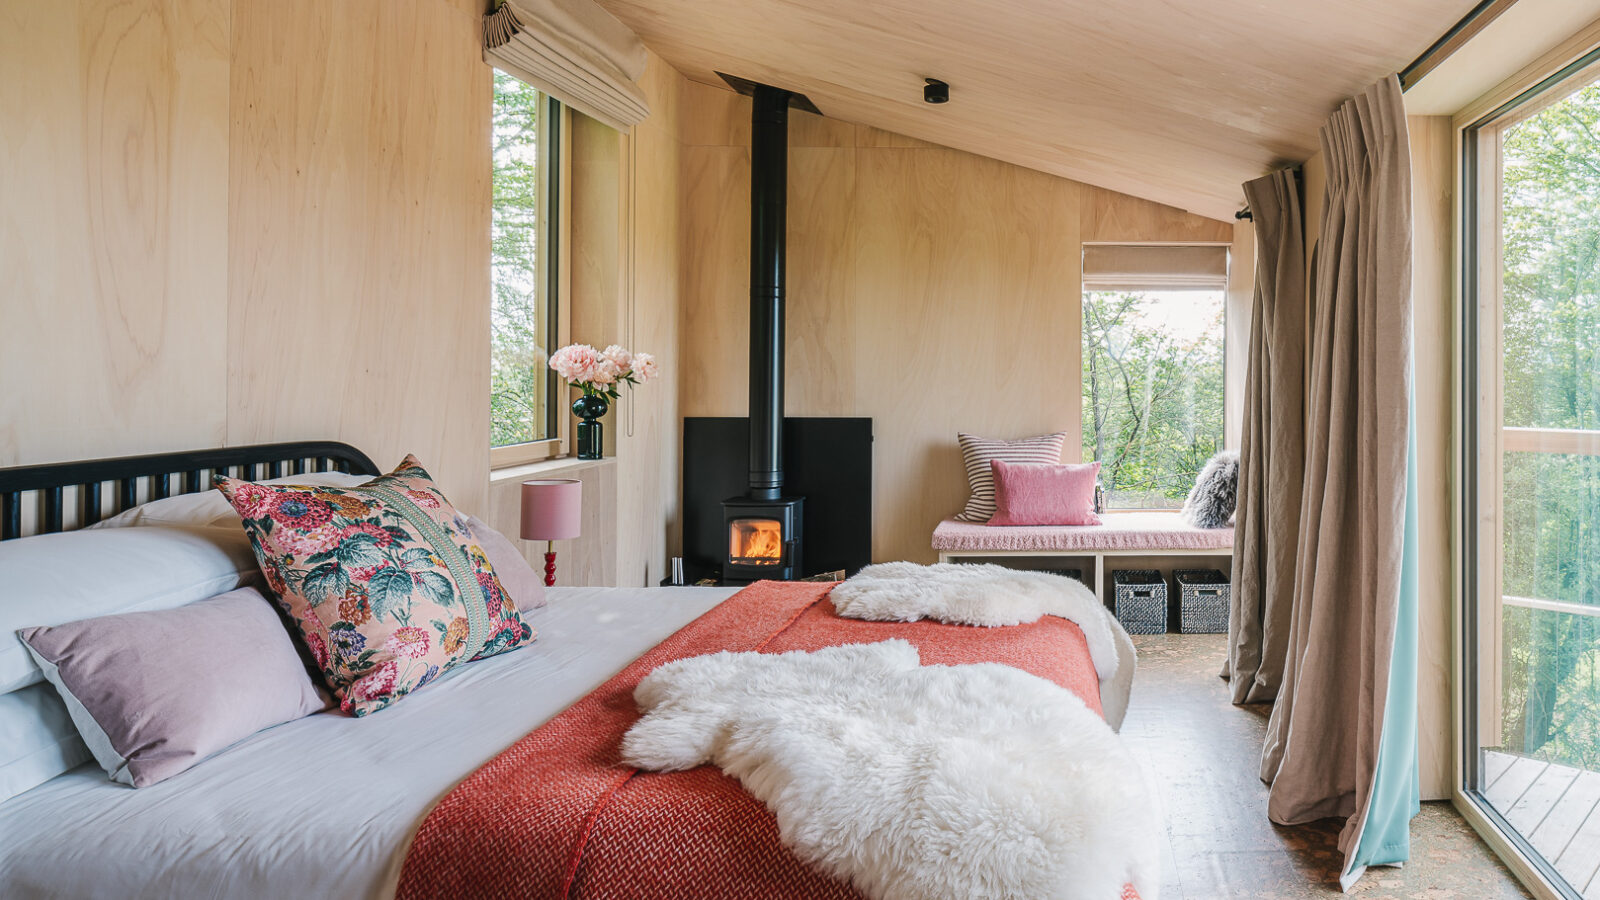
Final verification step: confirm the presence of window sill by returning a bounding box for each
[489,455,615,484]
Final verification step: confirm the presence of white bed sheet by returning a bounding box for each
[0,585,738,900]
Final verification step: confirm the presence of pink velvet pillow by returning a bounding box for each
[987,460,1102,526]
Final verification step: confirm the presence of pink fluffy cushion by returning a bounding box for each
[987,460,1102,526]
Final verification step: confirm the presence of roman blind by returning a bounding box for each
[483,0,650,132]
[1081,244,1229,291]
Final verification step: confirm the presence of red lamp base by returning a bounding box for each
[543,551,557,587]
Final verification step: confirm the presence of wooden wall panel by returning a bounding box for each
[1081,185,1235,244]
[1411,115,1457,802]
[679,144,751,416]
[679,82,1233,564]
[225,0,492,513]
[0,0,230,466]
[614,54,688,586]
[851,150,1083,562]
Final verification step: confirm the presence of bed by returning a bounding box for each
[0,442,1143,900]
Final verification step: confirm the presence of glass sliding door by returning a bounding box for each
[1465,53,1600,900]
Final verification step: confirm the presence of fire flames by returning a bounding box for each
[730,518,783,564]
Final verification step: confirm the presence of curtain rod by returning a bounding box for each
[1234,2,1517,221]
[1400,0,1519,91]
[1235,165,1302,221]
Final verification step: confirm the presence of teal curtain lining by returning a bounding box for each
[1343,372,1423,887]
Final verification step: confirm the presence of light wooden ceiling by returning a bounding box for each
[597,0,1482,219]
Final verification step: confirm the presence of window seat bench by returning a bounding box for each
[933,512,1233,605]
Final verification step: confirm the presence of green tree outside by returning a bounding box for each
[1081,289,1226,508]
[490,72,554,448]
[1496,81,1600,771]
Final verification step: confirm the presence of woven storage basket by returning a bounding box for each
[1112,569,1167,634]
[1174,568,1230,634]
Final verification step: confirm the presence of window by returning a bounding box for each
[491,70,563,464]
[1464,54,1600,898]
[1080,245,1228,509]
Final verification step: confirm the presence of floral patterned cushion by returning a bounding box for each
[216,455,534,716]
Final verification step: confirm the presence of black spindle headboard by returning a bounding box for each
[0,441,381,541]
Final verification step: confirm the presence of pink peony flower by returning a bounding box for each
[384,626,431,659]
[590,356,620,385]
[348,660,399,703]
[632,352,659,384]
[601,345,633,375]
[228,482,275,519]
[549,344,600,383]
[282,524,341,557]
[269,492,334,530]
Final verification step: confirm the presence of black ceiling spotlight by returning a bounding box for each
[923,78,949,104]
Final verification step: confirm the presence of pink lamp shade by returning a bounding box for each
[520,479,582,541]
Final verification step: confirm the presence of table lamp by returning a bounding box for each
[520,479,582,586]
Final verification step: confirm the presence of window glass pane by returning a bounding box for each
[491,71,555,449]
[1502,81,1600,432]
[1470,63,1600,898]
[1081,287,1226,509]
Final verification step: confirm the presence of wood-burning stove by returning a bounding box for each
[722,497,803,584]
[718,79,813,584]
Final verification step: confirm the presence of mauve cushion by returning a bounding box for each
[465,516,547,612]
[18,587,328,788]
[987,460,1103,526]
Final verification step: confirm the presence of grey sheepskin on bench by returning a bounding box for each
[1181,450,1239,529]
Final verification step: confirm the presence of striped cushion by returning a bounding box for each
[955,432,1068,522]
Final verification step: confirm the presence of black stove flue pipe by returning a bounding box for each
[747,84,790,501]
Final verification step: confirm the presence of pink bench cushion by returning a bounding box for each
[933,511,1233,554]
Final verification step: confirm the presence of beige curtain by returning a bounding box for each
[1223,169,1305,704]
[1260,75,1412,856]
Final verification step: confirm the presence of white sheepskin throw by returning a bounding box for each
[830,562,1136,729]
[621,640,1161,900]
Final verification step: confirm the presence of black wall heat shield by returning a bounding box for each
[685,417,872,582]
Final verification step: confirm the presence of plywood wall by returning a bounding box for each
[679,81,1235,565]
[226,0,492,512]
[1410,115,1457,803]
[1,0,492,513]
[0,0,231,466]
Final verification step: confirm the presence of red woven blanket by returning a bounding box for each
[396,580,1132,900]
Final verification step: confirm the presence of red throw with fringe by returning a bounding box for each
[396,580,1137,899]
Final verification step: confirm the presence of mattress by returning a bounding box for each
[0,586,739,900]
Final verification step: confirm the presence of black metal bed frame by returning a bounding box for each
[0,441,380,541]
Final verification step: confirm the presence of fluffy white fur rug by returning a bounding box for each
[622,640,1160,900]
[830,562,1137,729]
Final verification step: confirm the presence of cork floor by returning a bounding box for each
[1124,633,1531,900]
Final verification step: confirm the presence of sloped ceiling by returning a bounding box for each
[597,0,1481,218]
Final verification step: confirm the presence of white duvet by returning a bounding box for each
[0,587,737,900]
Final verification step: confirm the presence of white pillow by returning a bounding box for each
[0,682,91,803]
[1,526,262,694]
[88,471,373,530]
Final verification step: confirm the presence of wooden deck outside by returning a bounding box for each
[1484,750,1600,897]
